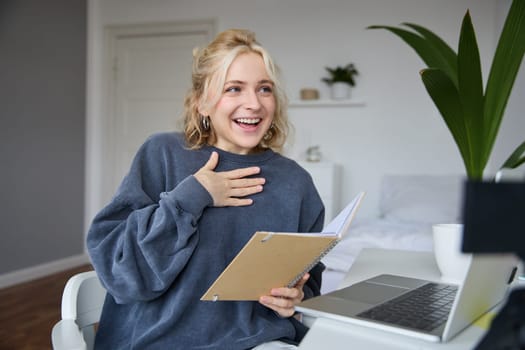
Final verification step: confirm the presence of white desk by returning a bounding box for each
[298,248,491,349]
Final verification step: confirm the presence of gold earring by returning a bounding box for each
[263,126,273,141]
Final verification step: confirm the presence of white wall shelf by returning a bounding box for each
[289,99,365,108]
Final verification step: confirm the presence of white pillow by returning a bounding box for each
[379,175,464,224]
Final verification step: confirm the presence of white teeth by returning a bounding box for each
[236,118,261,124]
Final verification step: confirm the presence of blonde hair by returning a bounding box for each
[183,29,289,152]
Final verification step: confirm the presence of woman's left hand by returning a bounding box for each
[259,273,310,318]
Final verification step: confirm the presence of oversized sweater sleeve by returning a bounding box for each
[86,138,213,304]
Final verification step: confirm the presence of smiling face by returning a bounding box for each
[203,52,276,154]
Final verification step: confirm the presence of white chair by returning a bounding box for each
[51,271,106,350]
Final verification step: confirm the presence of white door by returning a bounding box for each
[104,22,214,200]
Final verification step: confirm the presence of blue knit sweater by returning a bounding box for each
[87,132,325,349]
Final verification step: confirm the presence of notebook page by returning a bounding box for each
[322,192,365,238]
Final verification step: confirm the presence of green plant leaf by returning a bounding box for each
[368,0,525,179]
[367,25,458,86]
[501,140,525,169]
[457,10,485,175]
[322,64,358,85]
[420,68,479,179]
[402,23,458,84]
[484,0,525,166]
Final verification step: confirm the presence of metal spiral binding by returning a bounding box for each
[286,239,340,288]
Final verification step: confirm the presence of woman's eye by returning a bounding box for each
[259,86,273,94]
[225,86,241,93]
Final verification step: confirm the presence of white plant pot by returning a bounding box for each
[432,223,473,283]
[330,82,351,100]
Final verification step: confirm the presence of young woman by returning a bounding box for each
[87,29,325,349]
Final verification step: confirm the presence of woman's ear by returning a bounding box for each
[197,103,209,117]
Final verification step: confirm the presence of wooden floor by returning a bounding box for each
[0,264,94,350]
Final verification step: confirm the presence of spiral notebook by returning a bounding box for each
[201,192,365,301]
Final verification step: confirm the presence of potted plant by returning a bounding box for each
[367,1,525,180]
[368,0,525,283]
[321,63,359,100]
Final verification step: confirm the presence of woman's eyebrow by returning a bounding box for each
[224,80,245,85]
[224,79,274,85]
[259,79,274,85]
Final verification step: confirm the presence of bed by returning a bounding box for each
[320,174,463,294]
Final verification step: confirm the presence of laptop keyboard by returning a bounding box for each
[357,282,458,332]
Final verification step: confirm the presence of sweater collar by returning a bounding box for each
[203,145,276,165]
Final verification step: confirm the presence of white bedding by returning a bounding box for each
[320,218,434,293]
[318,174,463,294]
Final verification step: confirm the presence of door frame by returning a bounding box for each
[85,19,216,240]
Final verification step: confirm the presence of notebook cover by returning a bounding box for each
[201,191,365,301]
[200,231,337,301]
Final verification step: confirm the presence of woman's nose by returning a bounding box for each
[244,90,261,110]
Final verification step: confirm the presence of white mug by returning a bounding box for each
[432,223,472,283]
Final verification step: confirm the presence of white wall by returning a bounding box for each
[87,0,524,220]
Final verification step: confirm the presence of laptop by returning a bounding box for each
[297,254,517,342]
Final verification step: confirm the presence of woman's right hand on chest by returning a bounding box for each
[194,151,265,207]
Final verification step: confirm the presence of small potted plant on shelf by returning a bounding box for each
[321,63,358,100]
